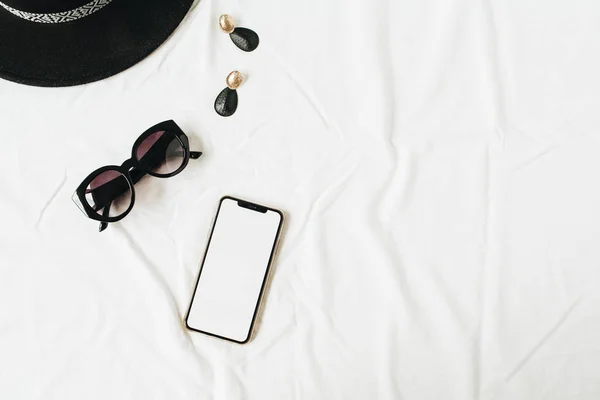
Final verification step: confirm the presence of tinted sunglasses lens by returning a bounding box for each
[135,130,186,176]
[84,170,133,219]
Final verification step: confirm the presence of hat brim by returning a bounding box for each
[0,0,194,87]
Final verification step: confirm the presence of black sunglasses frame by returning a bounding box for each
[73,120,201,230]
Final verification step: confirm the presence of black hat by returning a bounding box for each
[0,0,194,87]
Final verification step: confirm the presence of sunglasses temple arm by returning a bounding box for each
[179,134,201,160]
[99,203,111,232]
[128,150,201,184]
[129,167,147,185]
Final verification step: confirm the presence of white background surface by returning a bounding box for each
[1,0,600,399]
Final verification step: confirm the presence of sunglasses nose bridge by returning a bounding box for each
[121,158,135,170]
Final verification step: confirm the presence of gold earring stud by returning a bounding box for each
[226,70,243,90]
[219,14,235,34]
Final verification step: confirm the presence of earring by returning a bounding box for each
[215,71,243,117]
[219,14,259,52]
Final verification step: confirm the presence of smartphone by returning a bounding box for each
[185,196,284,343]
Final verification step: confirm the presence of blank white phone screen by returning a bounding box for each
[186,198,282,343]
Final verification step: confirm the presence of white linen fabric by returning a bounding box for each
[1,0,600,399]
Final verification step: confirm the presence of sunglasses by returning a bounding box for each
[72,120,202,232]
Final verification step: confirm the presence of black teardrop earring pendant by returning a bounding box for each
[215,71,243,117]
[219,14,259,52]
